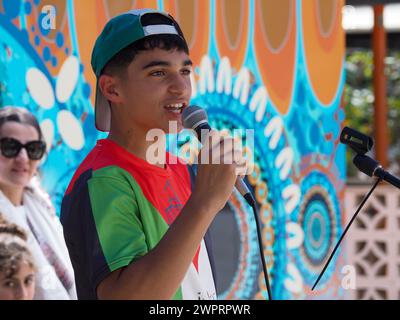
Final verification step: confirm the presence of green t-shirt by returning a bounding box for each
[61,139,217,299]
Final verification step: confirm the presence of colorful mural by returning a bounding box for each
[0,0,346,300]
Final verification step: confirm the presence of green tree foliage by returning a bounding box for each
[344,49,400,178]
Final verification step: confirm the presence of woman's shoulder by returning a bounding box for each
[24,176,57,217]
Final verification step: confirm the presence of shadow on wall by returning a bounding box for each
[209,204,241,296]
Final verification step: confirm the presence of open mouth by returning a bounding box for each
[164,103,187,114]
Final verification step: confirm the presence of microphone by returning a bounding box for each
[353,154,400,189]
[312,126,400,291]
[340,126,400,189]
[182,105,254,205]
[182,106,274,300]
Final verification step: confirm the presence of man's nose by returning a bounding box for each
[169,74,189,96]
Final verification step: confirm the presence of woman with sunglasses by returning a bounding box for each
[0,107,76,300]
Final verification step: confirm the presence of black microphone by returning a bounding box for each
[340,126,400,189]
[182,105,254,205]
[353,154,400,189]
[182,106,274,300]
[312,126,400,291]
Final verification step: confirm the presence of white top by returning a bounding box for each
[181,239,217,300]
[0,180,76,300]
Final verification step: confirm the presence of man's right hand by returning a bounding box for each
[190,130,247,215]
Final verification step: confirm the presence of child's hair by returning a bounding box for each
[102,13,189,77]
[0,215,36,278]
[0,215,27,241]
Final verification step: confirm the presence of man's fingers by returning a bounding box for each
[199,133,247,173]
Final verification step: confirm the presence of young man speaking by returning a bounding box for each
[61,9,246,300]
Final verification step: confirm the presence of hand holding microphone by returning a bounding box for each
[182,106,252,213]
[182,106,273,300]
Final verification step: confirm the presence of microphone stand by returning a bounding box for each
[312,154,400,290]
[312,177,381,290]
[244,193,273,300]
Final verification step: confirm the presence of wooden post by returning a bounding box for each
[372,4,388,167]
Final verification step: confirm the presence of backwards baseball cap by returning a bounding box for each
[91,9,187,132]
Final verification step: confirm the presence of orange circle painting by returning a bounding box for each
[215,0,249,72]
[302,0,345,106]
[254,0,297,115]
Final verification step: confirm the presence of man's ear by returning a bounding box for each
[98,74,123,105]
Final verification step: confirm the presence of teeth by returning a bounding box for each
[165,103,184,109]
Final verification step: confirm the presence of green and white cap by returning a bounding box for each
[91,9,187,132]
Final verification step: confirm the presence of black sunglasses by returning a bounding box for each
[0,137,46,160]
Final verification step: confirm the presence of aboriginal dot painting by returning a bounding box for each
[0,0,346,300]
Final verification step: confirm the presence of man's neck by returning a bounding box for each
[108,127,166,169]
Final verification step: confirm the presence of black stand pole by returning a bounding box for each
[312,178,382,290]
[245,194,273,300]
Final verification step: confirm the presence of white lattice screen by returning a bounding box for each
[344,182,400,300]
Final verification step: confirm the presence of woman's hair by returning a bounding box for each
[0,214,36,278]
[0,107,43,140]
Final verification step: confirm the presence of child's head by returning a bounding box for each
[91,9,191,135]
[0,215,36,300]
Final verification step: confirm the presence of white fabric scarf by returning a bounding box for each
[0,178,77,300]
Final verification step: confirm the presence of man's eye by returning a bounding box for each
[181,69,191,75]
[150,70,165,76]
